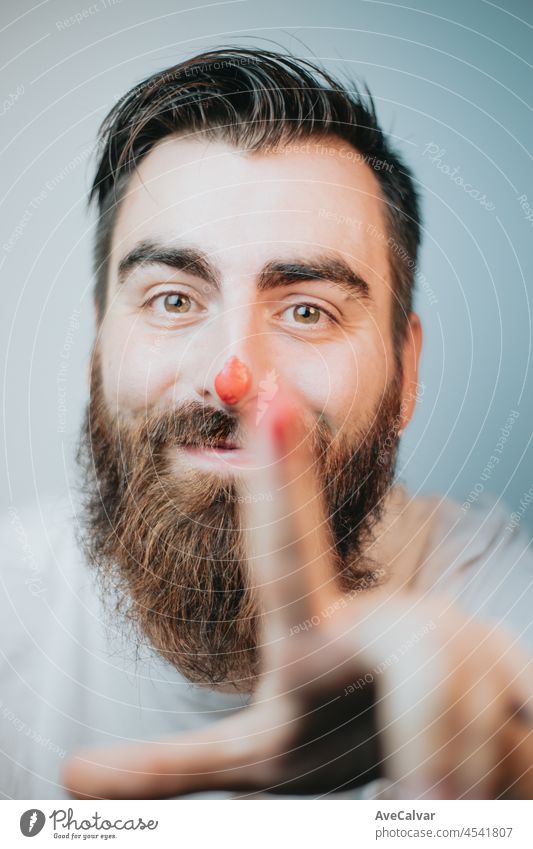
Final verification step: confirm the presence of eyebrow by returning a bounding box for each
[117,241,219,288]
[117,240,371,301]
[258,258,371,301]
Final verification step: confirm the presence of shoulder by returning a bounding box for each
[0,495,87,650]
[374,485,517,591]
[415,491,529,581]
[409,489,533,652]
[0,495,80,588]
[430,491,511,552]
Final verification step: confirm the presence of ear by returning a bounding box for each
[398,312,423,433]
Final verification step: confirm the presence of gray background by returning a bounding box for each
[1,0,532,533]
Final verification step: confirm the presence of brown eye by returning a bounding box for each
[164,293,191,313]
[293,304,320,324]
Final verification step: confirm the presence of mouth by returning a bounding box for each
[172,440,254,471]
[209,440,242,451]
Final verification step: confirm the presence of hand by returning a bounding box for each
[63,392,533,799]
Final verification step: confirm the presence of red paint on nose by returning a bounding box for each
[214,356,252,405]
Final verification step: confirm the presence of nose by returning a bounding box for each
[193,302,270,411]
[214,356,252,406]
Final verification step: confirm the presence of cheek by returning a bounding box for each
[280,338,387,426]
[98,317,185,412]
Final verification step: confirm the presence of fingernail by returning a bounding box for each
[269,393,302,456]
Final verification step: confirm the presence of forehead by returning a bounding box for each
[111,135,390,291]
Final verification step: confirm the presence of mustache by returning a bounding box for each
[135,400,245,449]
[123,400,334,455]
[89,351,334,457]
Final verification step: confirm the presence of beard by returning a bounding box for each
[76,349,403,691]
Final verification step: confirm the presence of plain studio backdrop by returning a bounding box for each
[1,0,532,536]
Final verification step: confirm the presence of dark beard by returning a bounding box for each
[76,350,403,691]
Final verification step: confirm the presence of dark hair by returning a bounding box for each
[89,47,421,353]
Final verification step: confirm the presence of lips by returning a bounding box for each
[170,440,254,472]
[179,439,243,451]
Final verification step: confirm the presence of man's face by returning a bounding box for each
[98,136,408,448]
[81,135,421,689]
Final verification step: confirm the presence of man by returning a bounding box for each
[1,47,532,800]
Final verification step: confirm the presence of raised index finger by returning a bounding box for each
[240,389,340,655]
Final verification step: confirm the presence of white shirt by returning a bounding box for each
[1,485,532,799]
